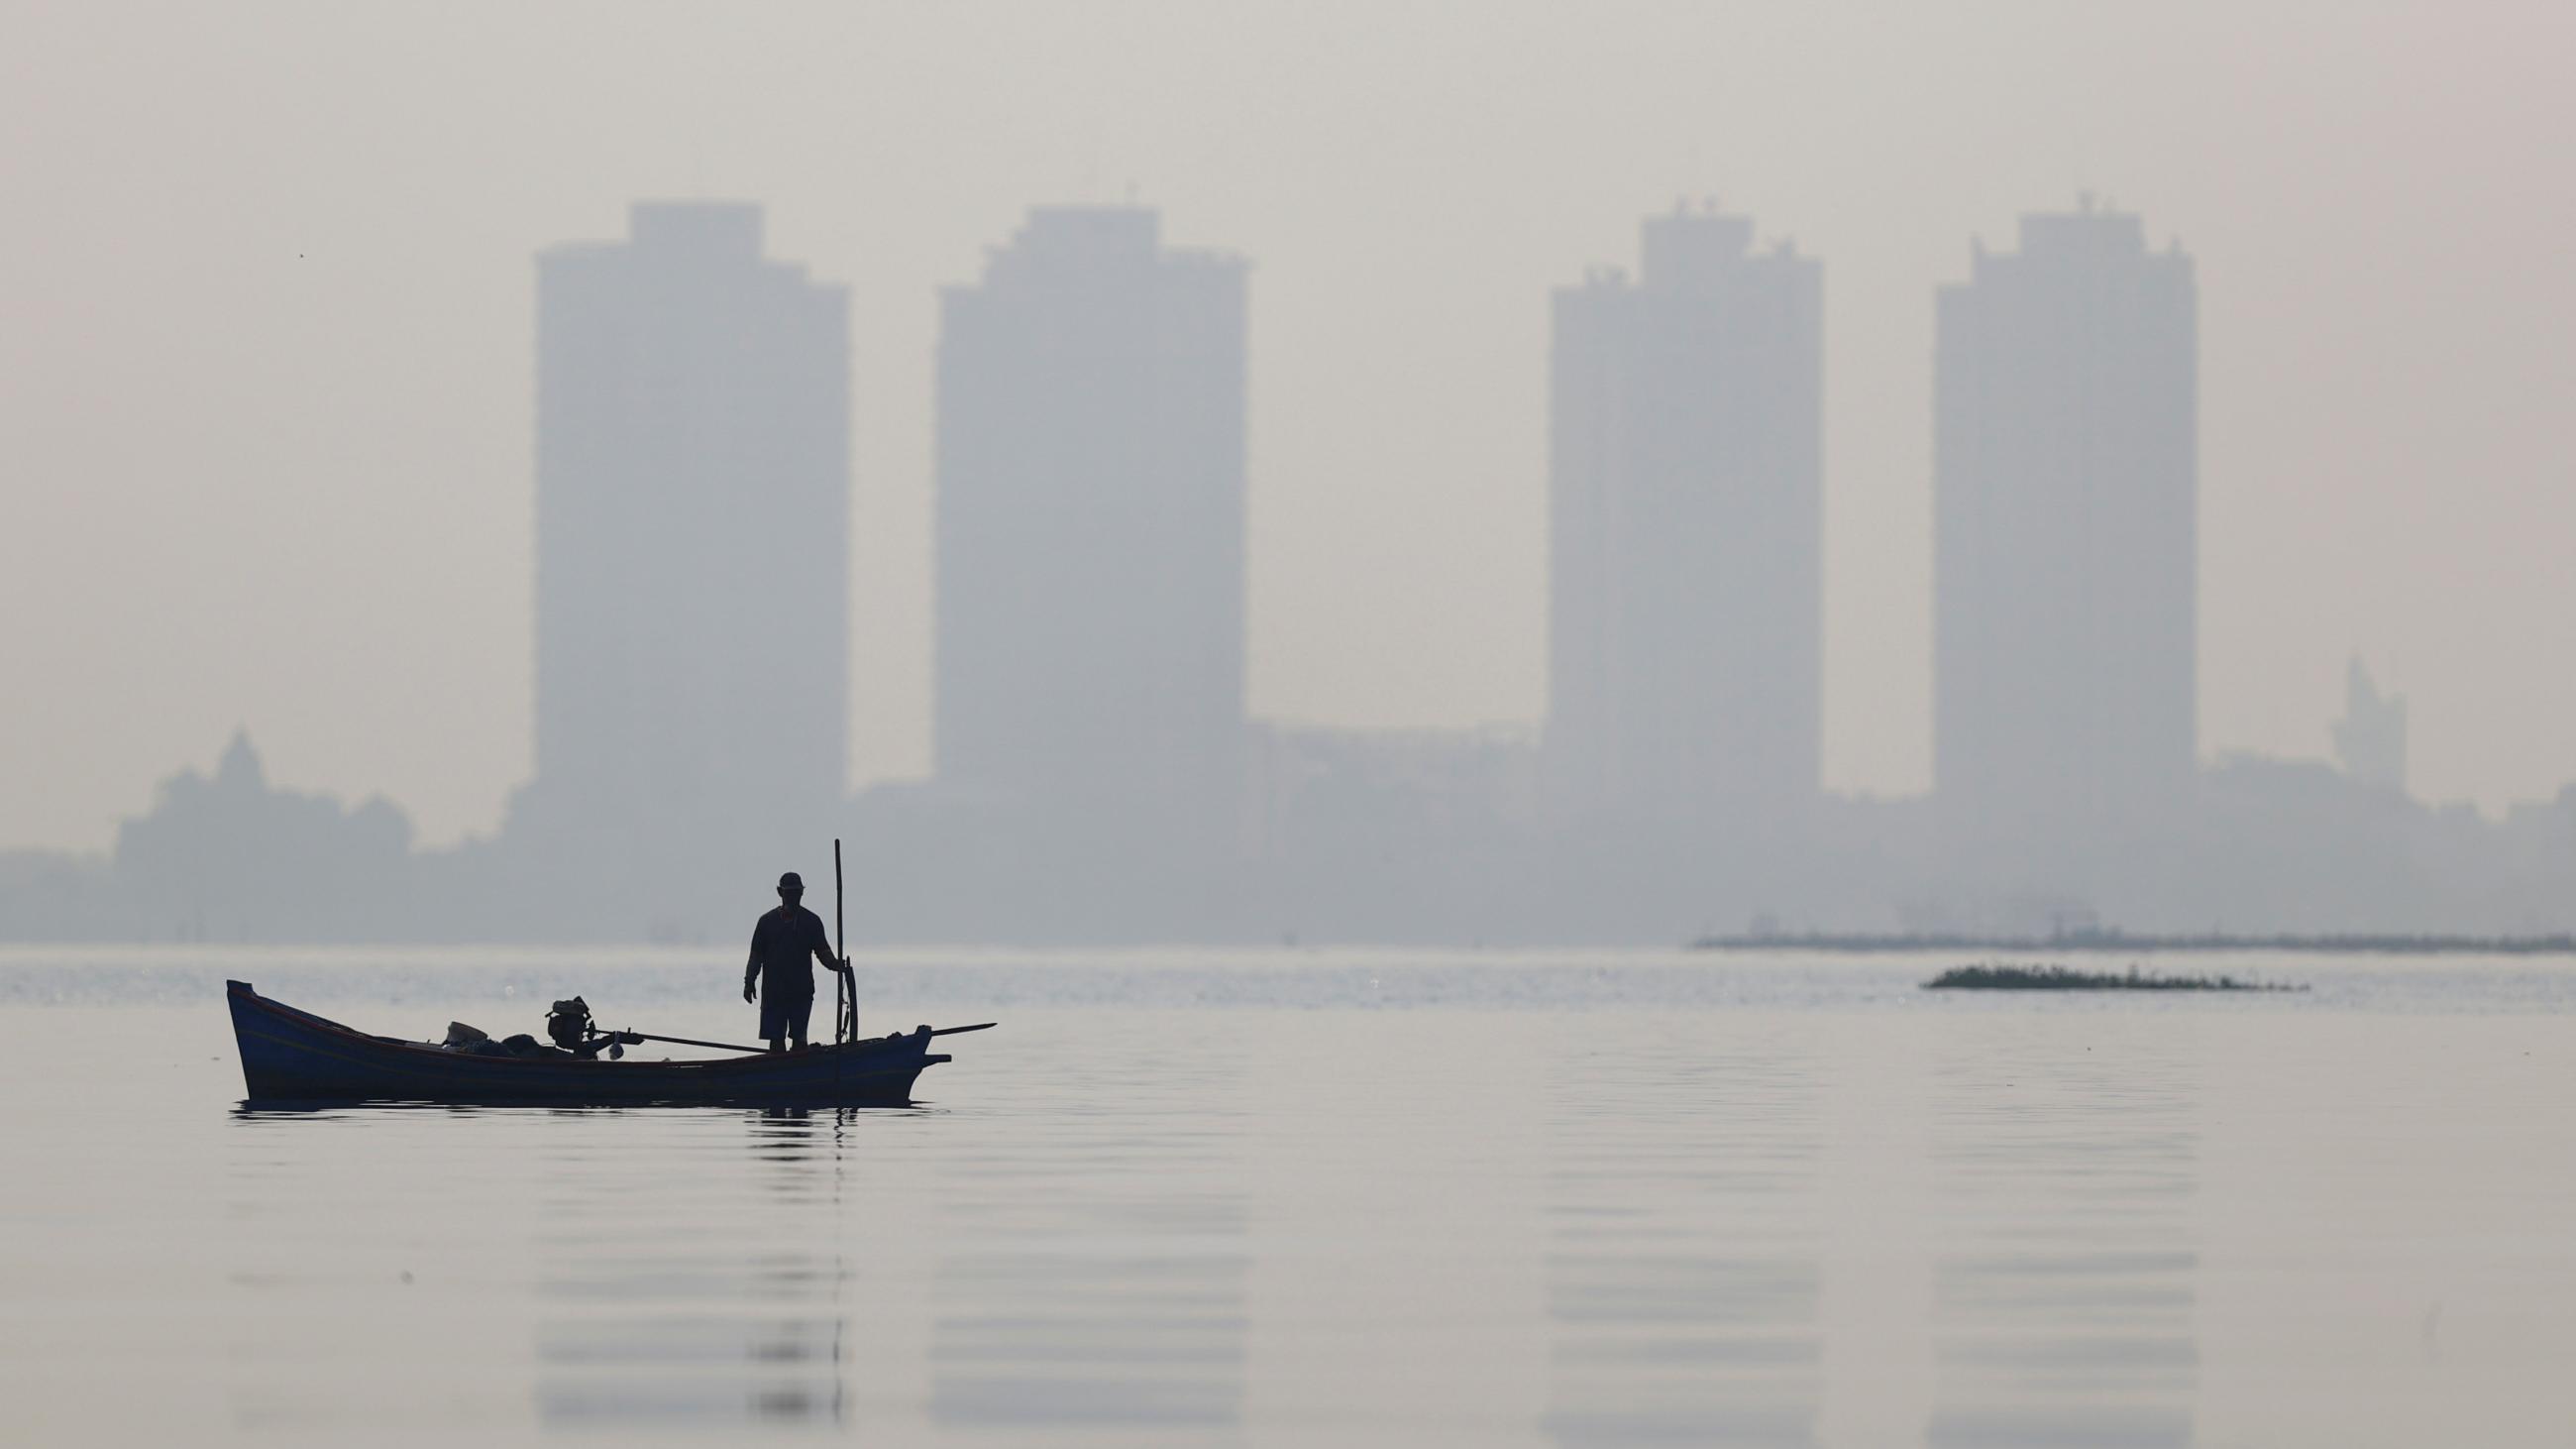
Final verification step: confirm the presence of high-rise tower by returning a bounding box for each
[933,206,1247,821]
[1934,202,2196,837]
[1547,206,1823,819]
[515,202,849,920]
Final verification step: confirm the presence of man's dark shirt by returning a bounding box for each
[744,904,837,997]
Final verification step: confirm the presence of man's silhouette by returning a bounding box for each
[742,871,849,1052]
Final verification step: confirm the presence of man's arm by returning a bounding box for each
[809,910,850,973]
[743,920,764,1004]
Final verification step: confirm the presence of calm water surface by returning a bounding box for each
[4,947,2574,1446]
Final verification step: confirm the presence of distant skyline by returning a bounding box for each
[3,2,2571,849]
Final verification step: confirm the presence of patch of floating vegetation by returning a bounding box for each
[1922,961,2307,992]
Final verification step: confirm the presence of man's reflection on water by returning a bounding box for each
[535,1106,852,1427]
[1924,1031,2200,1448]
[1542,1032,1825,1447]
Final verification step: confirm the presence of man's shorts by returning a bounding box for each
[758,978,815,1043]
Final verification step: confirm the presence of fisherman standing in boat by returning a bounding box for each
[743,872,850,1053]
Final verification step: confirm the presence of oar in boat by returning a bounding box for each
[600,1023,996,1057]
[613,1030,768,1055]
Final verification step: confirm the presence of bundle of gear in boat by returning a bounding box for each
[439,997,636,1059]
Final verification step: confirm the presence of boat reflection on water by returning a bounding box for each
[1542,1024,1824,1446]
[1925,1028,2200,1448]
[535,1106,853,1428]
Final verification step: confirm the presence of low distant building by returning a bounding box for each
[0,849,117,941]
[114,732,413,942]
[1249,722,1539,844]
[2332,656,2407,795]
[1244,722,1540,943]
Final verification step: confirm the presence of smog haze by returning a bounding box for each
[3,0,2570,851]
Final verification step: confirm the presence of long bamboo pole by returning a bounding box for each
[833,836,851,1045]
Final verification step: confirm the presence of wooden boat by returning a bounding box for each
[226,979,975,1107]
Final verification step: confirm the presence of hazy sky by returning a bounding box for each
[4,1,2571,850]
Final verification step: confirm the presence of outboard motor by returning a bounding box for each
[545,996,627,1059]
[546,996,593,1052]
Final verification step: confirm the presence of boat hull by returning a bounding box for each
[227,980,949,1107]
